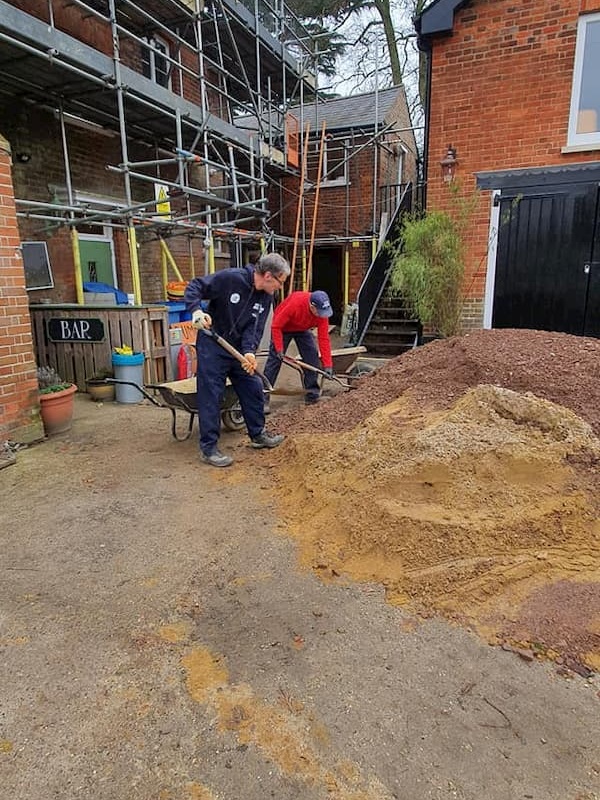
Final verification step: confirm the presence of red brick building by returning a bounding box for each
[417,0,600,337]
[0,0,317,443]
[278,88,418,324]
[0,136,43,444]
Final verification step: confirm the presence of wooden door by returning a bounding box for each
[493,183,599,337]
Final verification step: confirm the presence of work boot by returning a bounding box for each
[305,394,320,405]
[200,449,233,467]
[250,429,285,449]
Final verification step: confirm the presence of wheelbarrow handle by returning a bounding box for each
[201,328,273,392]
[103,378,163,406]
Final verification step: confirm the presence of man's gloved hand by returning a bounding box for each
[242,353,257,374]
[192,309,212,330]
[323,366,334,378]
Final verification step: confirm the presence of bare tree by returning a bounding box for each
[290,0,431,129]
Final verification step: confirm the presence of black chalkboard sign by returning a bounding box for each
[47,318,105,343]
[22,241,54,290]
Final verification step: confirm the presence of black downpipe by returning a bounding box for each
[415,24,433,212]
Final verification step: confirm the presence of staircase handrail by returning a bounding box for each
[353,182,413,346]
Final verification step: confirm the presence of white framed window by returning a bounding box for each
[141,35,170,89]
[567,13,600,147]
[307,138,349,185]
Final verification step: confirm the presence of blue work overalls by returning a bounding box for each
[184,267,271,455]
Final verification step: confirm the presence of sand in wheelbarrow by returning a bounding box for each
[264,329,600,674]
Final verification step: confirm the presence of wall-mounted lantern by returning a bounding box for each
[440,145,458,182]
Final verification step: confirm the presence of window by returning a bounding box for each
[307,138,348,185]
[22,242,54,291]
[568,13,600,147]
[141,35,170,88]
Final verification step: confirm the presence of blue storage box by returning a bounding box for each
[165,301,188,324]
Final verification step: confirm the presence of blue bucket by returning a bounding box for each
[111,352,145,403]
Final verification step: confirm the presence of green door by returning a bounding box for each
[79,240,114,285]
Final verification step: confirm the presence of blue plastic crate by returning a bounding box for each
[165,301,187,324]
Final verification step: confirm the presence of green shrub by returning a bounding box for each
[388,209,465,338]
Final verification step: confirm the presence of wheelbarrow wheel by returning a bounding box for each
[221,403,245,432]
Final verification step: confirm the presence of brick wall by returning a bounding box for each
[10,0,112,54]
[10,0,215,113]
[277,138,403,306]
[4,101,209,305]
[0,135,44,444]
[425,0,600,331]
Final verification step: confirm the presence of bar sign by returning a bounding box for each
[47,318,105,343]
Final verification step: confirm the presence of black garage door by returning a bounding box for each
[493,181,600,337]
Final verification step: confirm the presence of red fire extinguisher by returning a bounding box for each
[176,345,194,380]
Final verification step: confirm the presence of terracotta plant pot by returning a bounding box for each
[38,384,78,435]
[86,380,115,402]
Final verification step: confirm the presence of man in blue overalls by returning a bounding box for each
[184,252,290,467]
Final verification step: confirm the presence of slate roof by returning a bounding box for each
[288,86,404,133]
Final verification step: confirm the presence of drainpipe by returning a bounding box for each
[415,20,433,212]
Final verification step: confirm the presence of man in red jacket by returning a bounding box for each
[264,290,334,406]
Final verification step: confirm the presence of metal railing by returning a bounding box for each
[352,182,413,346]
[379,182,409,220]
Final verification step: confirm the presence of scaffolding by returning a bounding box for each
[0,0,319,295]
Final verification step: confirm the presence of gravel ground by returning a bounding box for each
[1,329,600,800]
[273,329,600,435]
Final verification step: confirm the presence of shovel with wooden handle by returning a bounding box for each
[201,329,273,392]
[281,355,356,390]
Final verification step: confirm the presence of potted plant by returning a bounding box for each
[86,368,115,402]
[37,366,78,435]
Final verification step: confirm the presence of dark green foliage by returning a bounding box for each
[388,210,464,338]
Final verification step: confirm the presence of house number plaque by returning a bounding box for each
[47,318,105,343]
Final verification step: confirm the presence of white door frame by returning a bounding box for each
[78,227,117,287]
[483,189,501,329]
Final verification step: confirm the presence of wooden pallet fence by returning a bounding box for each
[30,305,170,389]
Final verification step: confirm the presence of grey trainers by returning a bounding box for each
[250,430,284,449]
[200,449,233,467]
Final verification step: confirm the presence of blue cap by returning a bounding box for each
[310,290,333,318]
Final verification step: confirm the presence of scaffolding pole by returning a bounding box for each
[288,122,310,295]
[6,0,320,293]
[306,121,327,291]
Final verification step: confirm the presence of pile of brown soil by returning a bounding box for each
[274,329,600,436]
[267,330,600,674]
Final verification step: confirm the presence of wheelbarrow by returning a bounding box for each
[280,345,372,391]
[103,330,274,441]
[102,377,246,441]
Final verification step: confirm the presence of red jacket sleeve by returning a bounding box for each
[316,317,333,368]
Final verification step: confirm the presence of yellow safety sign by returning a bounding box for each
[155,184,171,219]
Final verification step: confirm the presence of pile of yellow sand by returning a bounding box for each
[272,385,600,663]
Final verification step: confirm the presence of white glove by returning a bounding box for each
[192,309,212,330]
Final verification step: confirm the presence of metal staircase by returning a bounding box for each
[352,183,422,356]
[360,294,422,356]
